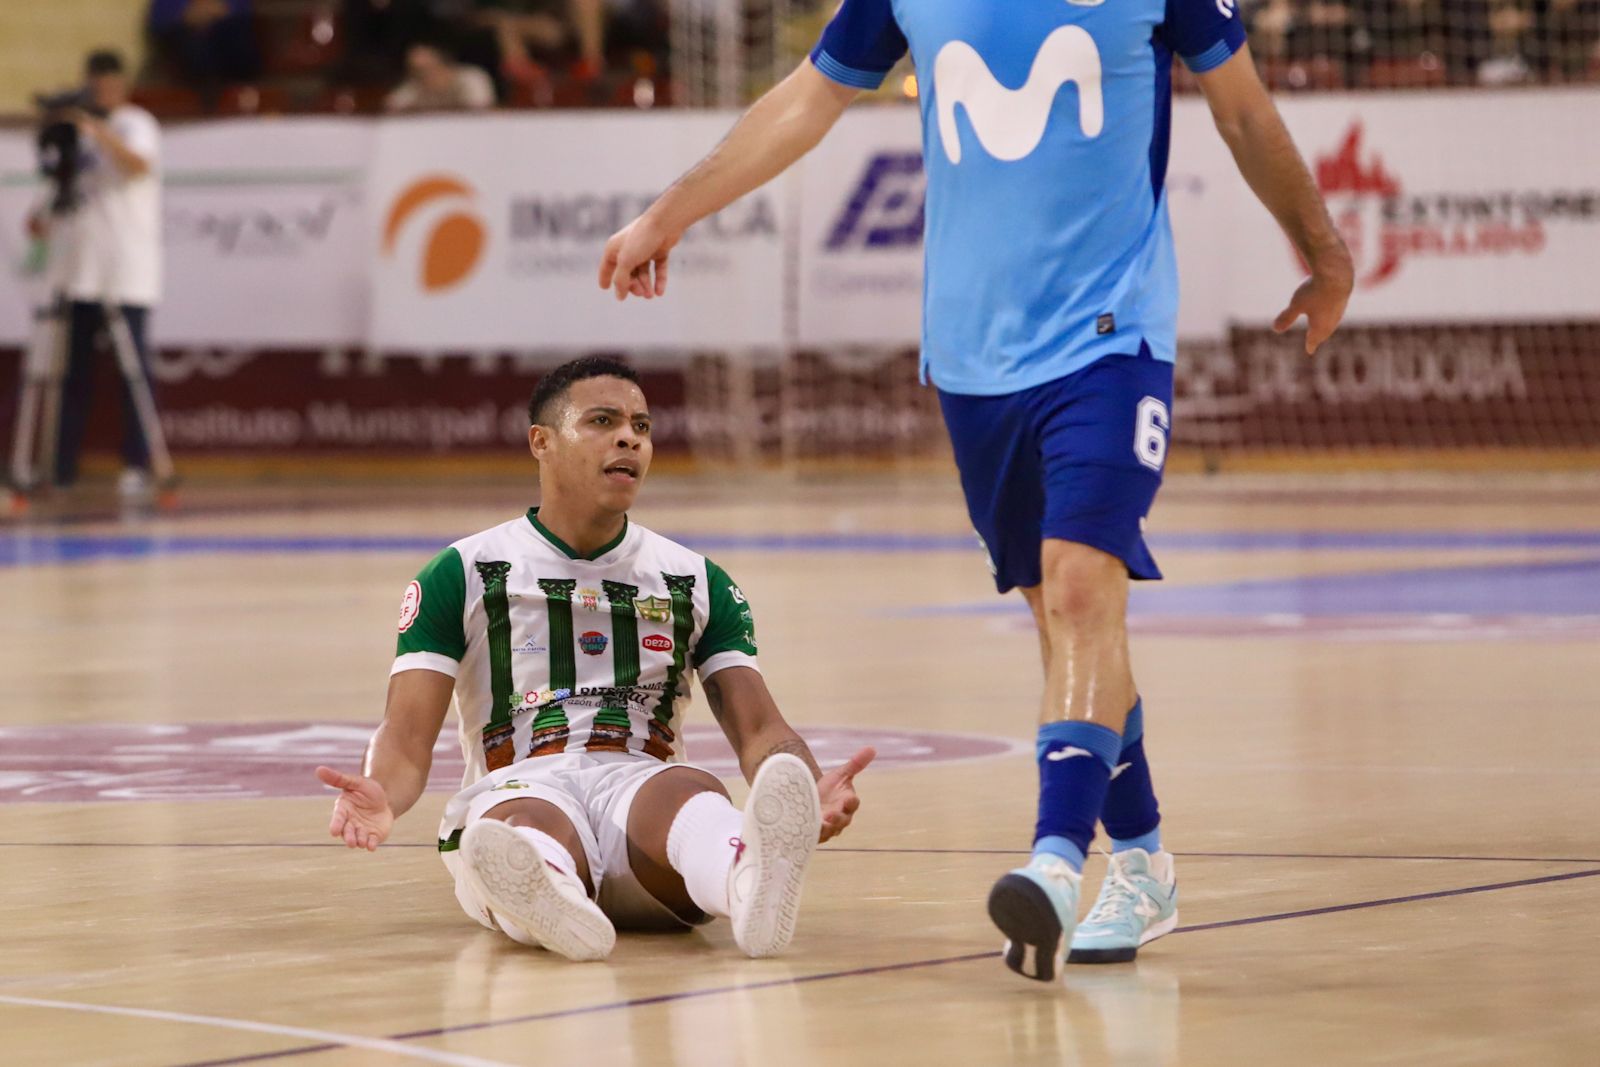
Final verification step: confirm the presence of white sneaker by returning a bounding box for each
[117,467,153,502]
[460,819,615,961]
[728,754,821,958]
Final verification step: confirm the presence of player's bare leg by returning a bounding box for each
[463,796,617,960]
[628,761,820,957]
[991,541,1176,976]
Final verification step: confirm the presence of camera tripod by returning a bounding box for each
[8,290,177,512]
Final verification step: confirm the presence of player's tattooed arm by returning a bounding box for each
[702,666,875,843]
[755,736,824,780]
[702,667,820,782]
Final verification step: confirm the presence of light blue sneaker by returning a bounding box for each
[987,854,1083,982]
[1068,848,1179,964]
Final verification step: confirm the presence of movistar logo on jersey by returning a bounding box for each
[933,22,1104,165]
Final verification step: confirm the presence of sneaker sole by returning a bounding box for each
[461,820,616,962]
[1066,910,1180,965]
[987,874,1064,982]
[732,754,820,958]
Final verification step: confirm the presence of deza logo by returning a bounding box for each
[382,174,487,292]
[933,18,1104,164]
[1313,122,1597,288]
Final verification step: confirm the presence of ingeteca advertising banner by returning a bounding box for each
[0,89,1596,351]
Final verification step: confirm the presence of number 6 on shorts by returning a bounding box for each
[1134,396,1170,472]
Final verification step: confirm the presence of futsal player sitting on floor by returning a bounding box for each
[317,357,874,960]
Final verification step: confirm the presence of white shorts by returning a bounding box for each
[441,752,715,934]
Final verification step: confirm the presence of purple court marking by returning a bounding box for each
[3,842,1598,865]
[5,528,1600,569]
[164,867,1600,1067]
[0,722,1024,805]
[908,556,1600,635]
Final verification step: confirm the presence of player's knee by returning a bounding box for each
[1039,543,1124,627]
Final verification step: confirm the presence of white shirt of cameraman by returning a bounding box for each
[57,104,161,308]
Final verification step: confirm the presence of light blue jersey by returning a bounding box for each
[811,0,1246,395]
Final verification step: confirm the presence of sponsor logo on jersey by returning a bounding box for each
[824,151,926,251]
[397,580,422,632]
[576,587,603,612]
[513,636,547,654]
[933,26,1104,165]
[642,634,673,653]
[517,687,572,707]
[635,596,673,623]
[579,631,608,655]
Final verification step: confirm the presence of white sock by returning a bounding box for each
[664,791,745,918]
[509,825,580,885]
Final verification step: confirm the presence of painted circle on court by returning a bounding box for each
[0,723,1027,804]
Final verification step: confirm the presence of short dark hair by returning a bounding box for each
[528,356,642,425]
[86,50,125,77]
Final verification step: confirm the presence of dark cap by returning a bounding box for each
[85,50,125,77]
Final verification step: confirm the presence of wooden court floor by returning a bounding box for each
[2,472,1598,1066]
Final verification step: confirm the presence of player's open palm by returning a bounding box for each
[816,746,875,844]
[598,215,679,302]
[316,766,394,852]
[1274,254,1354,355]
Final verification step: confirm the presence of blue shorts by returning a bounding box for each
[938,354,1174,593]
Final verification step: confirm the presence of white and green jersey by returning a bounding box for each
[393,509,759,814]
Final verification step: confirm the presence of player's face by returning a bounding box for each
[536,376,653,512]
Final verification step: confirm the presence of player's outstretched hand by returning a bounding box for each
[816,746,875,844]
[598,214,680,303]
[316,766,394,852]
[1273,253,1354,355]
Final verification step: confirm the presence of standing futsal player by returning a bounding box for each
[598,3,1352,977]
[319,358,873,960]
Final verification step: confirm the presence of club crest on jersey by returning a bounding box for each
[642,634,673,653]
[576,587,603,612]
[635,596,673,623]
[579,631,609,655]
[397,581,422,632]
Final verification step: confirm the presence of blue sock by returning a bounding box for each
[1033,720,1122,873]
[1101,699,1163,854]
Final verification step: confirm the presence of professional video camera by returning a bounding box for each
[33,87,107,217]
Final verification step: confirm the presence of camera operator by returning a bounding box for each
[37,50,164,499]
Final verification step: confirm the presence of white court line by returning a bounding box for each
[0,994,515,1067]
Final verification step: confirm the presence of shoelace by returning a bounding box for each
[1082,850,1147,926]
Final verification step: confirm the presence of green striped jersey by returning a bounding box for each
[393,509,758,788]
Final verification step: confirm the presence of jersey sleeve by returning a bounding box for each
[115,109,160,169]
[809,0,909,91]
[693,560,759,679]
[1157,0,1248,74]
[393,547,467,678]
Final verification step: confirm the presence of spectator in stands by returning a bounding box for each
[474,0,606,87]
[147,0,261,102]
[386,41,497,109]
[1478,0,1537,82]
[1349,0,1446,84]
[337,0,451,85]
[1535,0,1600,80]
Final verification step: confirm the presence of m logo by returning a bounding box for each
[933,24,1104,165]
[383,174,487,292]
[824,151,926,251]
